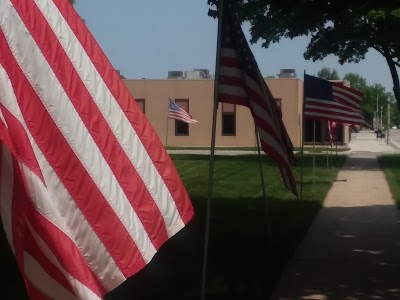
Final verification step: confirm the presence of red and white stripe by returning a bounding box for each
[332,83,363,112]
[0,0,194,299]
[305,97,369,127]
[218,47,297,195]
[327,121,337,146]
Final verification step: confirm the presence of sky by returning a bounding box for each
[75,0,396,92]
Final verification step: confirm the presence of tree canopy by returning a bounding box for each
[317,67,339,80]
[208,0,400,109]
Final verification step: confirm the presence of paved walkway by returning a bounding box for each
[271,130,400,300]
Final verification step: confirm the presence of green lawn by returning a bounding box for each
[0,154,347,300]
[378,155,400,208]
[166,146,350,153]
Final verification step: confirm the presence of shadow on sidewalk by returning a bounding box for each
[272,204,400,300]
[341,156,381,171]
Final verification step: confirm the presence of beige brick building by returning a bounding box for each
[123,75,349,148]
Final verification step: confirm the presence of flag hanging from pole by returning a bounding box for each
[0,1,194,299]
[304,74,369,127]
[168,99,198,124]
[215,2,297,196]
[328,121,337,146]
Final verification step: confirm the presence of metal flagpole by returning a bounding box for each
[300,71,306,201]
[387,102,390,145]
[255,126,272,242]
[335,131,338,165]
[326,143,329,168]
[165,100,170,148]
[201,0,224,299]
[313,120,316,185]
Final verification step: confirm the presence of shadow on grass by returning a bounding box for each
[0,154,345,299]
[104,196,322,300]
[0,196,322,300]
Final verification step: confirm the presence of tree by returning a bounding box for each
[208,1,400,110]
[69,0,75,4]
[343,73,367,91]
[343,73,398,125]
[317,67,339,80]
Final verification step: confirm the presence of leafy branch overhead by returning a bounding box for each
[208,0,400,109]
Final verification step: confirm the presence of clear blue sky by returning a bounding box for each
[75,0,395,92]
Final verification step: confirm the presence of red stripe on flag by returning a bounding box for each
[219,75,246,87]
[220,56,241,68]
[13,0,170,250]
[218,93,249,106]
[0,30,146,277]
[52,0,194,225]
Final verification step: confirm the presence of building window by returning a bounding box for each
[175,99,189,136]
[136,99,145,114]
[222,103,236,136]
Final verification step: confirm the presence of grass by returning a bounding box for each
[378,155,400,208]
[166,146,350,152]
[0,154,347,300]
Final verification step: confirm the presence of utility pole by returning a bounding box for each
[376,95,379,130]
[387,102,390,145]
[380,105,383,129]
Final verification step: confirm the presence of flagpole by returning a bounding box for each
[313,120,316,185]
[166,100,170,148]
[326,142,329,168]
[201,1,224,299]
[255,126,272,242]
[335,130,338,165]
[300,71,306,201]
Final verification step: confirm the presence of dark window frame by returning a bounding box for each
[221,103,236,136]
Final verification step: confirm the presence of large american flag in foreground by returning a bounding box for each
[0,1,194,299]
[216,3,297,196]
[304,74,369,127]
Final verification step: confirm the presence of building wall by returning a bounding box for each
[123,78,348,148]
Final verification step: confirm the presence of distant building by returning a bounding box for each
[123,70,350,148]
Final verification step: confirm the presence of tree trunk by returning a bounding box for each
[384,50,400,111]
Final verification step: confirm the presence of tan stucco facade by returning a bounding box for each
[123,78,349,148]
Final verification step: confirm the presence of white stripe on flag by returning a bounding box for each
[219,66,243,78]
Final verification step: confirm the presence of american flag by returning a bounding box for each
[216,3,297,195]
[304,74,369,127]
[168,99,198,124]
[0,1,194,299]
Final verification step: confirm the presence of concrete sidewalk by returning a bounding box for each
[271,131,400,299]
